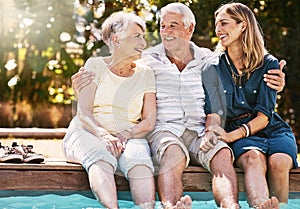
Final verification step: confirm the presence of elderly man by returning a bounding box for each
[71,3,286,209]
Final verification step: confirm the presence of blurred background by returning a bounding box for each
[0,0,299,146]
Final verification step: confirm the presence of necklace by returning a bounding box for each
[224,53,250,86]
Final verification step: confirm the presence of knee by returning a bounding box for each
[239,150,266,170]
[211,148,235,175]
[268,153,292,172]
[163,144,186,163]
[212,148,232,164]
[160,144,187,171]
[128,165,154,179]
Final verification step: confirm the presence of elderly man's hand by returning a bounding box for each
[264,59,286,92]
[71,67,95,96]
[199,131,218,153]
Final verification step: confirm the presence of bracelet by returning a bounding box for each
[241,124,250,137]
[246,123,252,136]
[125,128,133,138]
[240,125,246,137]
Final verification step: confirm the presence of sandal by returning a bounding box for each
[0,142,23,163]
[12,142,44,164]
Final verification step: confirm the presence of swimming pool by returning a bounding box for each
[0,191,299,208]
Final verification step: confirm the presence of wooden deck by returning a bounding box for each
[0,128,300,193]
[0,158,300,192]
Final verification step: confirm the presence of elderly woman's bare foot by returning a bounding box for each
[257,196,279,209]
[174,195,192,209]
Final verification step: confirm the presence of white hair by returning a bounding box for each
[160,2,196,31]
[101,11,146,51]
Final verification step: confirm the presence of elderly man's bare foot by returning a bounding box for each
[226,203,240,209]
[174,195,192,209]
[257,196,279,209]
[139,201,156,209]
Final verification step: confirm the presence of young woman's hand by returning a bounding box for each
[206,125,232,143]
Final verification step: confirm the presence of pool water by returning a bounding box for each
[0,191,299,209]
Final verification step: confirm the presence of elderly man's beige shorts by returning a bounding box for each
[148,129,234,171]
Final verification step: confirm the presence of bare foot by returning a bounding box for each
[173,195,192,209]
[226,203,240,209]
[257,196,279,209]
[139,201,155,209]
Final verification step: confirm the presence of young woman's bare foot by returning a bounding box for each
[174,195,192,209]
[257,196,279,209]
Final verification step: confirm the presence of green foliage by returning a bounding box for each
[0,0,299,135]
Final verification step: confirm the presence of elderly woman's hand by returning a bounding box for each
[116,130,131,149]
[103,135,124,159]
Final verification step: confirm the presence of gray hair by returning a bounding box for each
[101,11,146,51]
[160,3,196,31]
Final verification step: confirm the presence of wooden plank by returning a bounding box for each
[289,173,300,192]
[0,159,300,192]
[0,128,67,139]
[0,159,83,170]
[0,170,90,191]
[182,172,212,192]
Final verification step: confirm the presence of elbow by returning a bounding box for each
[253,112,270,131]
[77,111,85,121]
[262,120,269,129]
[140,117,156,136]
[144,120,155,134]
[138,109,156,136]
[148,112,156,132]
[148,120,156,133]
[77,111,90,122]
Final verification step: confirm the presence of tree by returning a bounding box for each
[0,0,299,141]
[0,0,77,127]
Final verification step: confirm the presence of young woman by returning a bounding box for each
[63,11,156,209]
[208,2,298,209]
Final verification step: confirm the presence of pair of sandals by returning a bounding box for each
[0,142,44,164]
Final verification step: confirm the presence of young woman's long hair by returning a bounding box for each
[215,3,267,73]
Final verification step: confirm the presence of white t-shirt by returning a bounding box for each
[83,57,156,135]
[142,42,215,137]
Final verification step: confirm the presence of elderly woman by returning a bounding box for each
[63,11,156,209]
